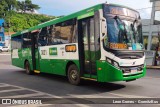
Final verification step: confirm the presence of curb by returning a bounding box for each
[0,54,11,55]
[147,66,160,69]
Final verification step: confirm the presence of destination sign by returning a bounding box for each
[104,5,139,18]
[65,45,76,52]
[109,43,128,49]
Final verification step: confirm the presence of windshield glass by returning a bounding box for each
[103,5,143,50]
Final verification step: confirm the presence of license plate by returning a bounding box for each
[131,69,137,73]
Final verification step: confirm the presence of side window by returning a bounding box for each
[11,35,22,49]
[90,18,95,52]
[48,19,77,45]
[154,11,160,25]
[54,24,63,44]
[22,33,32,48]
[48,25,56,45]
[38,27,49,46]
[94,11,101,60]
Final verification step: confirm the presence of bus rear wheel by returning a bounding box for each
[68,64,81,85]
[25,61,33,75]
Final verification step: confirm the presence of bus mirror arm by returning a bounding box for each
[101,18,107,38]
[101,35,107,41]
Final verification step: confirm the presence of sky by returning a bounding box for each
[30,0,152,19]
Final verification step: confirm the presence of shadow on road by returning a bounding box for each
[0,61,11,65]
[5,69,126,96]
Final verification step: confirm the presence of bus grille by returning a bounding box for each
[121,65,144,76]
[115,52,144,59]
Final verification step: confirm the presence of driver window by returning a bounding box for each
[38,27,49,46]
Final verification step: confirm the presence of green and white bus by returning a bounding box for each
[11,3,146,85]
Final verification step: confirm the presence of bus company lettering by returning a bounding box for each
[12,49,19,58]
[41,50,47,55]
[49,48,57,55]
[109,43,127,49]
[65,45,76,52]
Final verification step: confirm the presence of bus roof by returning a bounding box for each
[11,3,138,38]
[109,3,139,13]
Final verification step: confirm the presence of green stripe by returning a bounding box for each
[77,11,94,20]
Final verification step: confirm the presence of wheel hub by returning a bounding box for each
[71,70,77,80]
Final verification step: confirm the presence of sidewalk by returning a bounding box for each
[147,65,160,69]
[0,52,11,55]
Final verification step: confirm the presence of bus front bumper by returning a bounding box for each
[97,61,146,82]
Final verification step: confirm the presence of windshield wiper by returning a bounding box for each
[114,16,128,43]
[131,19,138,43]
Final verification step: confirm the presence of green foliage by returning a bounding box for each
[17,0,40,13]
[4,11,55,32]
[0,0,57,32]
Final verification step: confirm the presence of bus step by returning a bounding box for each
[34,70,40,74]
[81,77,97,81]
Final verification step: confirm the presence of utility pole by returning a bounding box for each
[147,1,156,50]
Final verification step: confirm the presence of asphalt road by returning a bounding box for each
[0,54,160,107]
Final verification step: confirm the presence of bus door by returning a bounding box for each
[31,32,40,71]
[78,17,97,76]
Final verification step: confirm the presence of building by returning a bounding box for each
[4,32,15,49]
[142,0,160,65]
[142,0,160,50]
[0,19,5,46]
[142,19,160,51]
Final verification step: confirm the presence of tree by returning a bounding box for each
[0,0,7,17]
[29,4,40,12]
[5,0,17,11]
[16,0,40,13]
[24,0,31,11]
[0,0,51,32]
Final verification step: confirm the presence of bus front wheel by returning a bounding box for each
[68,64,81,85]
[25,61,33,75]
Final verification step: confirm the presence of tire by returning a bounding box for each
[25,61,33,75]
[68,64,81,85]
[0,50,2,53]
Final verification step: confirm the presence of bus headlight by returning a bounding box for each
[113,61,119,68]
[106,58,112,64]
[106,57,120,69]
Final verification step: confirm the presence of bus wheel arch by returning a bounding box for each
[67,62,81,85]
[24,60,33,75]
[66,61,76,75]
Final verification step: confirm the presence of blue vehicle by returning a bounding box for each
[0,19,5,46]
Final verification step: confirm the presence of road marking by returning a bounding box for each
[69,94,119,98]
[69,91,154,98]
[107,92,153,98]
[0,89,25,93]
[0,83,57,98]
[0,83,9,85]
[0,83,91,107]
[2,93,47,98]
[0,84,10,87]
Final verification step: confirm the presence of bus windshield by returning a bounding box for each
[103,5,143,50]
